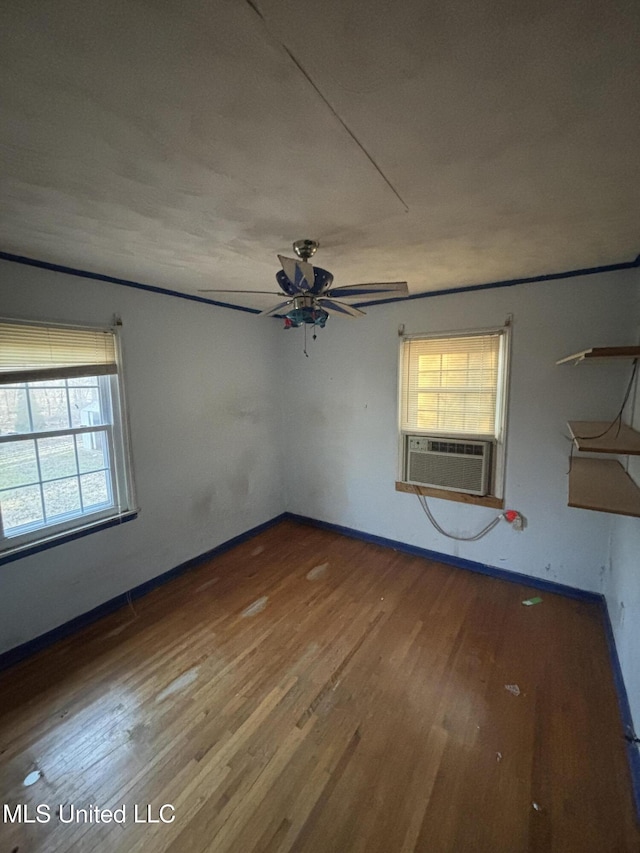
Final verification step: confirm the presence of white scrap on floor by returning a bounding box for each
[155,667,200,702]
[505,684,521,696]
[242,596,268,617]
[306,562,329,580]
[23,770,42,786]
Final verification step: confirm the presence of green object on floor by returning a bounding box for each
[522,596,543,606]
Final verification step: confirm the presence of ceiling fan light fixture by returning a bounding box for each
[283,296,328,329]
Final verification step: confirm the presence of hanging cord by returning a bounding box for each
[571,358,637,441]
[125,590,138,618]
[566,358,638,472]
[415,488,503,541]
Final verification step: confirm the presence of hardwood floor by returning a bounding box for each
[1,519,638,852]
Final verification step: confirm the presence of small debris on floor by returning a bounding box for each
[241,596,268,617]
[496,752,503,762]
[251,546,265,556]
[532,802,542,812]
[23,770,41,787]
[505,684,521,697]
[104,622,133,638]
[522,596,543,606]
[306,562,329,581]
[195,577,219,593]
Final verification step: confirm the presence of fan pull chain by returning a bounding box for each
[303,323,309,357]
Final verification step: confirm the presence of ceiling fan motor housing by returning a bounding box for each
[276,265,333,296]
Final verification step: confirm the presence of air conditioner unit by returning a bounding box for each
[404,436,492,496]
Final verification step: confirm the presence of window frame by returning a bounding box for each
[397,323,511,502]
[0,318,137,559]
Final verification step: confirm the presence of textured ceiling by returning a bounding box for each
[1,0,639,308]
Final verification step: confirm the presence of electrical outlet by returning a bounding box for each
[503,509,525,530]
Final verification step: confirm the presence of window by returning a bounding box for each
[398,328,510,500]
[0,320,135,556]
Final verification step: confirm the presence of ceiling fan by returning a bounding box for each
[198,239,409,330]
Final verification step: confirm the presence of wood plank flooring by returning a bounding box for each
[1,519,638,852]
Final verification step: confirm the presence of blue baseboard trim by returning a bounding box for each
[0,512,287,673]
[600,601,640,820]
[284,512,602,603]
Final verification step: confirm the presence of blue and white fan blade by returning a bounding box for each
[278,255,315,292]
[258,300,293,317]
[197,289,283,294]
[325,282,408,302]
[316,298,366,318]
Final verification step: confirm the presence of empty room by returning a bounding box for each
[1,1,639,851]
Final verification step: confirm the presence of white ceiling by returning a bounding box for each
[1,0,639,308]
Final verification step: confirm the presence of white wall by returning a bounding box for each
[280,269,638,593]
[0,260,285,653]
[607,270,640,733]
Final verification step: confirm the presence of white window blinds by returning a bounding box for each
[0,321,117,385]
[401,333,501,436]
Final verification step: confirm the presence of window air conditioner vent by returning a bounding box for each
[405,436,492,496]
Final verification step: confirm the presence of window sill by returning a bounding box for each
[0,510,138,566]
[395,481,504,509]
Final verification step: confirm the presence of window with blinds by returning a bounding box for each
[400,333,502,436]
[0,321,117,384]
[0,319,135,557]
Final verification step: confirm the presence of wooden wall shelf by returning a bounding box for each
[558,345,640,515]
[568,458,640,518]
[556,346,640,365]
[568,421,640,455]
